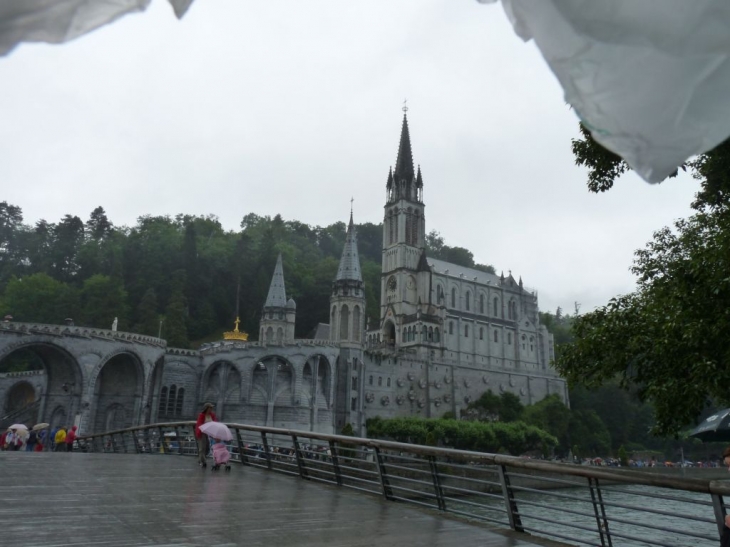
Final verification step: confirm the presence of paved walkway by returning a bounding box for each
[0,452,560,547]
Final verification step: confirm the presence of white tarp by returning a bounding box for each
[0,0,193,57]
[481,0,730,183]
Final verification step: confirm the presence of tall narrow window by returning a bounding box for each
[175,388,185,416]
[480,294,485,314]
[378,377,383,386]
[340,304,350,340]
[405,208,413,245]
[449,322,454,335]
[389,211,395,244]
[493,297,499,317]
[412,211,419,244]
[465,291,471,311]
[494,330,499,343]
[479,327,483,340]
[353,306,361,342]
[167,385,177,416]
[159,387,168,416]
[465,325,469,338]
[434,328,440,342]
[451,288,456,308]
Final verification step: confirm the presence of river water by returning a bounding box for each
[449,483,721,547]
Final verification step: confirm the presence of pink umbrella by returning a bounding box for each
[199,421,232,441]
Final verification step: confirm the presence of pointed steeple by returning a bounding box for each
[264,254,287,308]
[393,113,415,184]
[336,212,362,282]
[416,165,423,188]
[386,166,393,189]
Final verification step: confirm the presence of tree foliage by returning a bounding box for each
[0,205,496,349]
[365,416,557,456]
[563,124,730,436]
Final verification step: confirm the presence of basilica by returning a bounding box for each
[0,113,566,436]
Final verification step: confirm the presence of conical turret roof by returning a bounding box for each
[336,212,362,282]
[264,254,287,308]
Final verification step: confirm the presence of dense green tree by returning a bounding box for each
[79,274,128,329]
[52,214,85,283]
[0,273,78,324]
[561,125,730,436]
[522,394,571,453]
[134,288,160,337]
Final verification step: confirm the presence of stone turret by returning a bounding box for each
[330,212,365,348]
[259,254,295,344]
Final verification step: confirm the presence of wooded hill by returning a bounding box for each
[0,203,493,348]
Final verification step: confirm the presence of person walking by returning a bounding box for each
[25,429,37,452]
[195,403,216,468]
[54,427,67,451]
[65,425,77,452]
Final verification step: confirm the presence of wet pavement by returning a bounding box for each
[0,452,557,546]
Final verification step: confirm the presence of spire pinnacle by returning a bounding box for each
[386,166,393,188]
[336,212,362,282]
[393,112,415,184]
[263,254,287,308]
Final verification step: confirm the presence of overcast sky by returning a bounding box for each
[0,0,699,315]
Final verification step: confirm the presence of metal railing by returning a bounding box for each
[77,422,730,547]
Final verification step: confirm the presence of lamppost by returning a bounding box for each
[158,318,164,339]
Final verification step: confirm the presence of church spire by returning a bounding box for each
[264,254,287,308]
[393,113,415,185]
[335,211,362,282]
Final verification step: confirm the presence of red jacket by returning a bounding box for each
[65,426,77,444]
[195,411,217,438]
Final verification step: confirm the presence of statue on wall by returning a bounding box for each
[111,317,118,332]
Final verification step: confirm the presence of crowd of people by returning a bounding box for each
[0,424,78,452]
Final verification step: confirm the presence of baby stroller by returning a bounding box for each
[211,440,231,472]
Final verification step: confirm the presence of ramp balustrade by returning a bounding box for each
[77,423,730,547]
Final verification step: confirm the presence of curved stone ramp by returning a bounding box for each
[0,452,565,547]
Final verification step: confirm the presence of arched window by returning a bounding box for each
[387,377,391,387]
[378,376,382,386]
[158,387,168,416]
[437,285,444,304]
[465,325,469,338]
[451,287,456,308]
[449,322,454,335]
[167,385,177,416]
[340,304,350,340]
[494,330,499,343]
[276,327,283,343]
[266,326,273,342]
[479,327,483,340]
[507,332,512,345]
[422,325,427,340]
[465,291,471,311]
[493,297,499,317]
[428,326,433,341]
[353,305,361,342]
[434,327,440,342]
[175,388,185,416]
[403,327,408,341]
[369,375,373,385]
[480,294,485,314]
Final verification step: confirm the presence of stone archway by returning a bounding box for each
[202,361,241,421]
[91,352,143,433]
[383,321,396,346]
[0,344,81,429]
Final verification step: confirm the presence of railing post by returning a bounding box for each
[498,464,523,532]
[291,434,309,479]
[261,432,273,470]
[374,446,394,500]
[158,427,167,454]
[588,477,612,547]
[428,455,446,511]
[121,432,128,453]
[143,428,152,454]
[109,433,117,453]
[712,493,726,537]
[235,428,249,466]
[328,440,343,486]
[131,430,141,454]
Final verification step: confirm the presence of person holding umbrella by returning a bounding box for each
[195,403,216,468]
